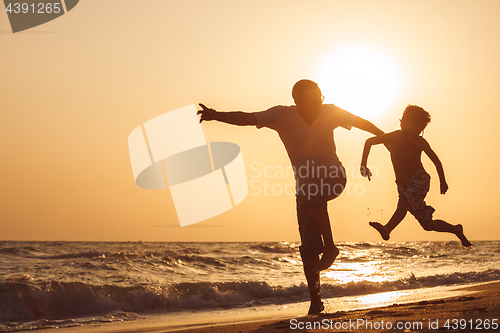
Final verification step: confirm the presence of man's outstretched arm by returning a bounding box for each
[352,116,384,136]
[197,103,257,126]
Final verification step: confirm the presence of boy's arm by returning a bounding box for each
[360,135,388,180]
[197,103,257,126]
[422,140,448,194]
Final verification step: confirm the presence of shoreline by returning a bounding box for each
[29,281,500,333]
[175,281,500,333]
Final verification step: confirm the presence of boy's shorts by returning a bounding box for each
[397,169,435,226]
[296,172,346,262]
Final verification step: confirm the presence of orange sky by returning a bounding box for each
[1,0,499,242]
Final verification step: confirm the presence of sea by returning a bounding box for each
[1,240,499,331]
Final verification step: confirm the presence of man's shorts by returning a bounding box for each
[397,169,435,226]
[296,170,346,262]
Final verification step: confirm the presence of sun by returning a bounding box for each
[316,46,401,119]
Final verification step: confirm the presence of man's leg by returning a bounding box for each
[302,255,324,314]
[308,204,339,272]
[370,197,408,240]
[297,197,325,314]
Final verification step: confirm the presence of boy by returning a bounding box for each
[198,79,385,314]
[360,105,471,247]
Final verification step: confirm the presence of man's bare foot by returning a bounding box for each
[369,222,390,240]
[314,245,339,272]
[307,301,324,315]
[456,224,472,247]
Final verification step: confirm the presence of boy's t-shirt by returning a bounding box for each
[254,104,356,180]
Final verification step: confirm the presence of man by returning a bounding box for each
[197,79,384,314]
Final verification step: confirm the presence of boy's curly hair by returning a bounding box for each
[403,105,431,131]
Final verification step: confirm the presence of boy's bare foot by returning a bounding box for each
[314,245,339,272]
[307,301,324,315]
[369,222,390,240]
[456,224,472,247]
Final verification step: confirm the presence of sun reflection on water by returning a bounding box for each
[322,261,399,284]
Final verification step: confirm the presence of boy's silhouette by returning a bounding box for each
[360,105,471,247]
[198,79,384,314]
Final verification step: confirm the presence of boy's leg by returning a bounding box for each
[308,204,339,272]
[370,198,408,240]
[385,198,410,234]
[302,255,324,314]
[421,219,472,247]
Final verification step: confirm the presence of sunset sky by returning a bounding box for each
[1,0,499,242]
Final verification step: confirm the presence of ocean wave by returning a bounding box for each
[383,246,421,257]
[321,269,500,298]
[340,242,380,249]
[0,280,308,323]
[30,247,208,261]
[0,311,143,332]
[2,269,500,324]
[250,242,298,254]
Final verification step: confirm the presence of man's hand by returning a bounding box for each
[360,166,372,181]
[197,103,217,123]
[440,181,449,194]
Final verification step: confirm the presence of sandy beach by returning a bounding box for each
[173,282,500,333]
[31,281,500,333]
[167,282,500,333]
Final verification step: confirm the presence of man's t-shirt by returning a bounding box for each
[254,104,356,181]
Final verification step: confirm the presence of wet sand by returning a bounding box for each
[168,282,500,333]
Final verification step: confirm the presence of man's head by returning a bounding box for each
[400,105,431,135]
[292,79,324,111]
